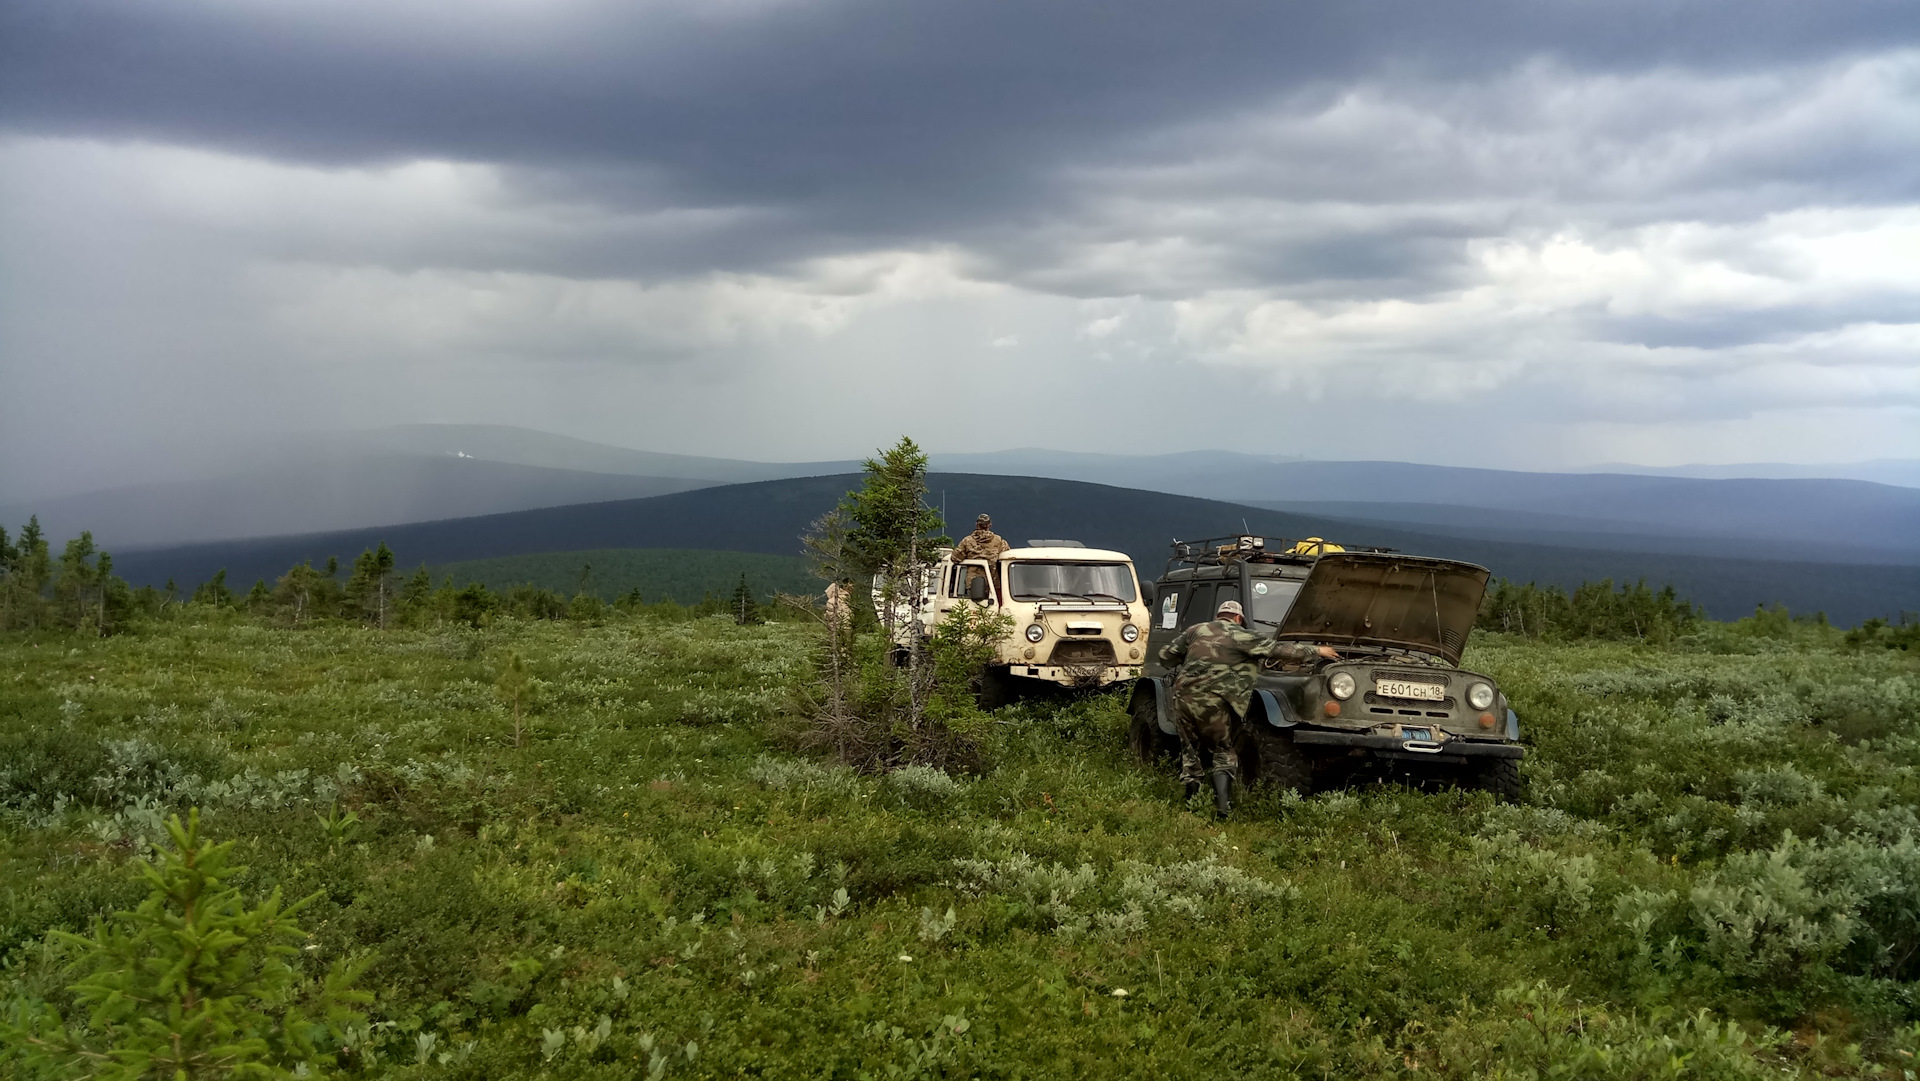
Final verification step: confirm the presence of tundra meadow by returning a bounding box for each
[3,601,1919,1078]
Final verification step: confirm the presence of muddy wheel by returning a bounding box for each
[1472,758,1525,802]
[975,665,1017,710]
[1240,723,1315,795]
[1128,687,1180,766]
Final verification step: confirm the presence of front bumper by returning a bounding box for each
[1291,729,1524,763]
[1007,664,1142,687]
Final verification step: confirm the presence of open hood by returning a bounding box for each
[1274,552,1490,665]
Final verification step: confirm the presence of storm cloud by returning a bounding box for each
[2,0,1917,497]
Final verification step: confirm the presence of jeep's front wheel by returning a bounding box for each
[1240,724,1315,795]
[1471,758,1526,802]
[1128,689,1180,766]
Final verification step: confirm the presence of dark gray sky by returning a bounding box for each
[3,0,1917,497]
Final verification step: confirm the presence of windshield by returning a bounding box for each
[1245,577,1304,626]
[1006,561,1137,602]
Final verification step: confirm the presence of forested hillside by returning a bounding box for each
[431,549,815,606]
[107,474,1920,625]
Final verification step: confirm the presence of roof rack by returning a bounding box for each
[1164,533,1395,574]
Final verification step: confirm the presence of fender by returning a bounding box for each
[1130,677,1178,736]
[1250,688,1299,730]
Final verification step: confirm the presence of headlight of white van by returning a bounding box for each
[1468,682,1496,710]
[1120,623,1139,642]
[1025,623,1046,643]
[1328,671,1356,700]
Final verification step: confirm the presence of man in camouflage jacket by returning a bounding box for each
[950,514,1009,563]
[949,514,1010,596]
[1159,599,1337,816]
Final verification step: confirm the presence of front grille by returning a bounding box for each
[1365,692,1457,709]
[1371,669,1451,686]
[1048,640,1116,666]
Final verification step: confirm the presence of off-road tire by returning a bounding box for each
[975,665,1017,710]
[1241,723,1315,795]
[1128,689,1181,766]
[1472,758,1525,802]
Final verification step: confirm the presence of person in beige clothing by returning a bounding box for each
[823,577,853,633]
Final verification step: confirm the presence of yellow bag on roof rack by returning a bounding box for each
[1286,537,1345,556]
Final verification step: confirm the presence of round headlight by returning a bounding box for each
[1328,671,1356,700]
[1468,682,1495,710]
[1025,623,1046,643]
[1120,623,1139,643]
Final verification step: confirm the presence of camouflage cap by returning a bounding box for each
[1216,599,1244,618]
[976,513,992,526]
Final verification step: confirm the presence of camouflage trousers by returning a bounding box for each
[1171,686,1239,784]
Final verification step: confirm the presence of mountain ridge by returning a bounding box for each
[105,472,1920,626]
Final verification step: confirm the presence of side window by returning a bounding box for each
[1215,584,1241,613]
[1183,585,1215,629]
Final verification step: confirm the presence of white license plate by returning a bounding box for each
[1376,679,1445,701]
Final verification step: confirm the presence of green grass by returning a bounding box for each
[3,614,1918,1078]
[429,548,815,605]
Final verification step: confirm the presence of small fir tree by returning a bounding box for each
[730,573,760,625]
[53,532,105,633]
[344,544,397,628]
[2,516,52,630]
[192,569,233,609]
[401,565,433,614]
[842,436,947,576]
[18,516,51,591]
[2,809,368,1079]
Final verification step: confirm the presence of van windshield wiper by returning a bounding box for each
[1084,592,1127,602]
[1048,591,1092,601]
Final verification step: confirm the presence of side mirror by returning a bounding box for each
[1138,582,1155,605]
[965,575,990,602]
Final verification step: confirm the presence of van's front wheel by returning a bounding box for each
[975,665,1017,710]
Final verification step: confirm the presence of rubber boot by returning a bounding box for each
[1210,771,1234,819]
[1183,780,1201,804]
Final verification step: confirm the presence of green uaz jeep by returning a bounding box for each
[1128,536,1524,798]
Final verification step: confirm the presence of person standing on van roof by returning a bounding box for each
[1159,599,1337,818]
[950,514,1009,599]
[950,514,1009,562]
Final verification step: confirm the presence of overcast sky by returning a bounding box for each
[3,0,1917,496]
